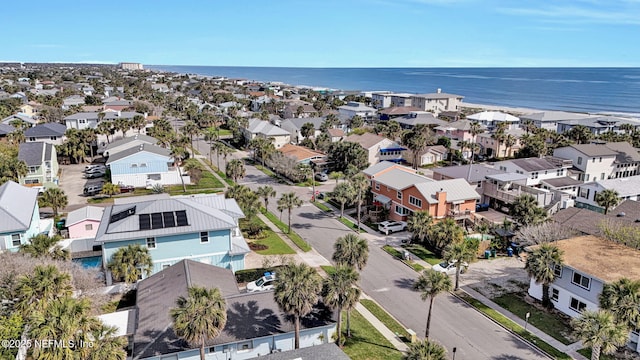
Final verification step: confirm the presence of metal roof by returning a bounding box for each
[432,164,506,183]
[374,167,433,190]
[65,206,105,227]
[414,178,481,204]
[0,181,38,233]
[104,134,158,152]
[104,143,171,165]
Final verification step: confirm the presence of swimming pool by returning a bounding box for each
[73,256,102,269]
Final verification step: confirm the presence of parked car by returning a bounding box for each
[432,261,468,275]
[315,172,328,182]
[84,165,106,173]
[83,183,104,196]
[246,272,276,292]
[118,184,135,193]
[84,171,105,179]
[378,221,407,235]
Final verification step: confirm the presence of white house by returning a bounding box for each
[527,235,640,354]
[410,89,464,116]
[520,111,591,132]
[575,175,640,213]
[243,119,291,149]
[553,142,640,182]
[494,156,574,186]
[337,101,377,120]
[466,111,520,130]
[343,133,407,166]
[105,143,188,188]
[557,116,640,136]
[24,123,67,145]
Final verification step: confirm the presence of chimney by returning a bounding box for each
[436,188,447,218]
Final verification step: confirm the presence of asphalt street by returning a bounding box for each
[196,137,548,360]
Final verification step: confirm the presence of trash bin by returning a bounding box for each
[490,249,497,257]
[403,251,411,260]
[484,250,491,259]
[507,247,513,257]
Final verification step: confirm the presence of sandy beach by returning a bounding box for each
[461,102,546,116]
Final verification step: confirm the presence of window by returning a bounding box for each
[374,182,380,190]
[570,297,587,312]
[162,264,171,270]
[585,174,590,181]
[577,157,583,165]
[147,174,161,181]
[11,234,21,247]
[140,163,147,167]
[599,157,602,162]
[601,173,605,180]
[408,195,422,208]
[131,164,138,168]
[28,166,38,174]
[25,179,39,184]
[553,264,562,277]
[557,169,564,176]
[531,172,539,179]
[85,224,93,231]
[237,341,253,351]
[79,119,86,124]
[395,205,410,216]
[200,231,209,243]
[29,137,36,141]
[397,191,402,200]
[146,237,156,249]
[50,136,57,141]
[551,288,559,301]
[592,158,596,163]
[572,272,591,289]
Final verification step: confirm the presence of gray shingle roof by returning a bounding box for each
[104,143,171,165]
[0,123,15,136]
[64,112,100,121]
[604,142,640,163]
[133,260,335,359]
[396,113,447,127]
[95,194,242,243]
[344,132,393,150]
[540,177,582,188]
[280,117,324,130]
[0,181,38,233]
[24,122,67,137]
[568,143,619,157]
[414,178,481,204]
[247,119,290,136]
[507,157,566,172]
[18,142,54,166]
[520,111,590,122]
[432,164,506,183]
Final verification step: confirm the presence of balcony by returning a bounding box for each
[448,209,472,220]
[483,182,554,207]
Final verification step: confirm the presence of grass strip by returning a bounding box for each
[577,348,615,360]
[312,201,332,212]
[338,217,366,233]
[401,244,442,265]
[263,211,312,252]
[255,164,278,178]
[320,265,336,275]
[457,293,572,360]
[382,246,424,272]
[341,310,403,360]
[360,299,411,342]
[242,217,295,255]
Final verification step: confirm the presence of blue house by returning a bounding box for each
[0,181,44,251]
[106,143,187,188]
[95,194,249,283]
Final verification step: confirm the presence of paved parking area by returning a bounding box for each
[58,163,104,210]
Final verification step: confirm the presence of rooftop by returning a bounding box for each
[414,178,481,204]
[550,235,640,283]
[66,206,105,227]
[432,164,506,183]
[344,132,392,149]
[540,177,583,188]
[24,122,67,137]
[467,111,520,122]
[593,175,640,196]
[104,143,171,165]
[0,181,38,233]
[374,167,433,190]
[520,111,591,122]
[18,142,54,166]
[278,143,325,162]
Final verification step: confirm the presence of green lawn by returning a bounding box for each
[360,299,411,342]
[338,217,366,233]
[321,265,336,275]
[242,217,295,255]
[341,310,404,360]
[254,164,278,178]
[130,172,225,196]
[401,244,442,265]
[263,211,312,252]
[312,201,332,212]
[457,293,572,360]
[577,348,616,360]
[492,292,573,345]
[217,129,233,137]
[382,245,424,272]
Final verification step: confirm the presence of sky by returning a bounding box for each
[1,0,639,67]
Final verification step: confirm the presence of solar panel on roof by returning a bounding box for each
[109,206,136,223]
[151,213,163,229]
[139,214,151,230]
[162,212,176,228]
[175,210,188,226]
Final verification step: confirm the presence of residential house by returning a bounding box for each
[575,175,640,213]
[1,113,37,127]
[476,128,525,158]
[432,164,506,192]
[527,235,640,354]
[105,143,187,188]
[24,122,67,145]
[378,106,421,121]
[364,163,480,222]
[434,120,477,142]
[0,123,15,141]
[370,91,393,109]
[64,111,145,130]
[18,142,59,188]
[494,156,574,186]
[553,142,640,182]
[557,116,640,135]
[410,89,464,116]
[19,103,38,117]
[131,259,336,359]
[0,181,45,251]
[411,145,448,166]
[327,128,345,142]
[62,95,86,110]
[243,119,291,149]
[103,99,132,111]
[395,111,447,129]
[343,133,406,166]
[483,173,559,210]
[100,134,158,157]
[95,193,248,280]
[280,117,324,144]
[520,111,591,132]
[277,144,326,165]
[466,111,520,130]
[552,200,640,236]
[66,206,104,239]
[150,83,169,93]
[338,101,377,121]
[256,343,349,360]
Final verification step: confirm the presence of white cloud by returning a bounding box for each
[498,4,640,25]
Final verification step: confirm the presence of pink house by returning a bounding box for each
[66,206,104,239]
[434,120,477,142]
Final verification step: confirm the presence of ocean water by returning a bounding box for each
[147,66,640,116]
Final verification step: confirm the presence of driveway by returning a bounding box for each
[58,163,103,211]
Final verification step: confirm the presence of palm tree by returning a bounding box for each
[86,323,128,360]
[97,121,114,144]
[107,244,153,285]
[333,233,369,271]
[525,243,564,308]
[226,159,246,182]
[19,234,69,260]
[413,269,452,338]
[322,265,361,346]
[407,211,433,243]
[183,158,204,184]
[403,124,436,169]
[332,182,354,218]
[225,183,252,202]
[469,121,484,163]
[504,134,517,158]
[349,173,369,231]
[170,286,227,360]
[571,310,628,360]
[203,126,219,164]
[114,117,130,139]
[80,128,97,160]
[511,194,547,226]
[101,182,120,197]
[329,171,344,184]
[181,120,200,152]
[404,339,447,360]
[427,218,464,252]
[443,241,476,290]
[171,145,189,192]
[595,189,620,215]
[277,192,302,233]
[132,114,146,133]
[273,262,323,349]
[39,187,68,217]
[256,185,276,213]
[15,264,73,314]
[599,278,640,330]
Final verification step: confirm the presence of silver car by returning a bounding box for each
[246,273,276,292]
